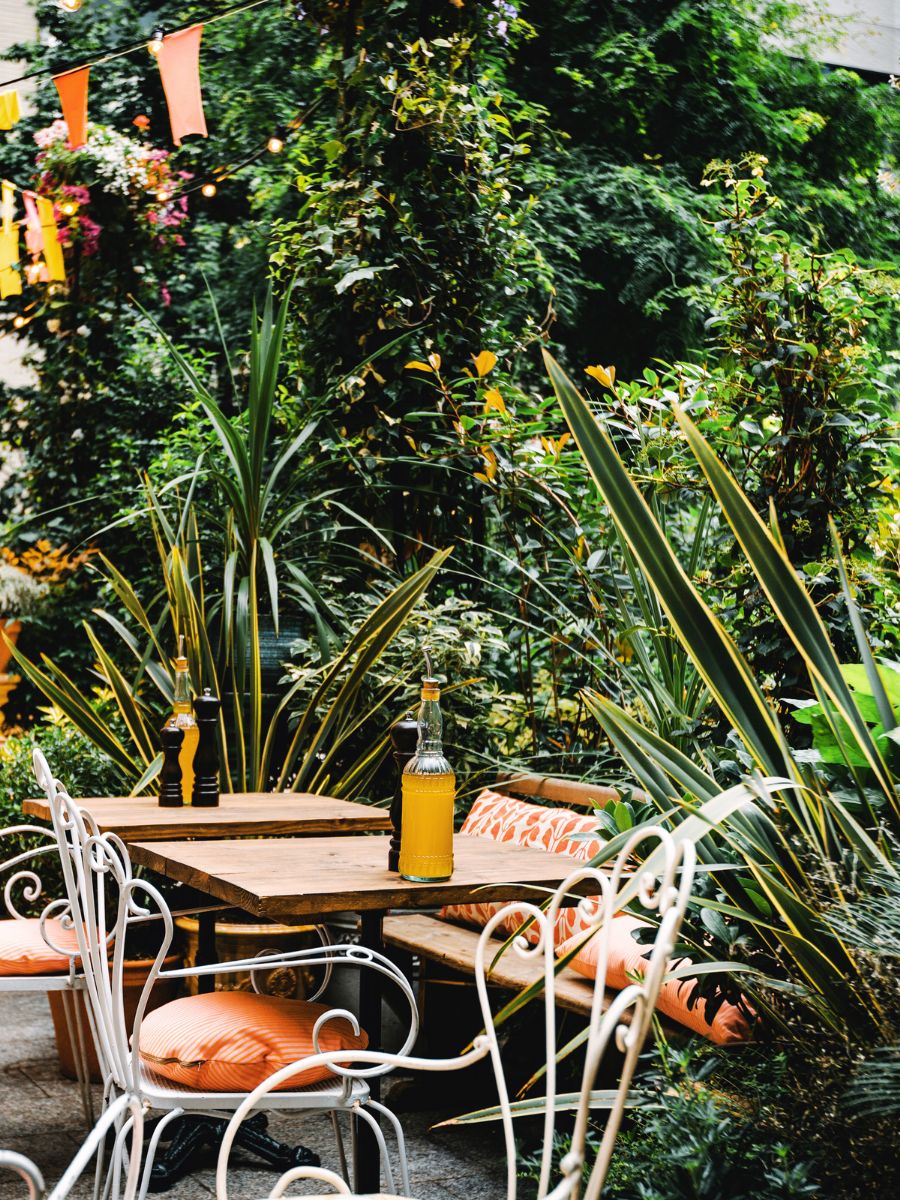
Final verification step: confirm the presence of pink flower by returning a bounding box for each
[160,285,171,306]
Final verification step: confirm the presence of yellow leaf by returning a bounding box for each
[473,350,497,377]
[483,387,507,416]
[404,360,434,373]
[428,352,442,371]
[480,447,498,481]
[557,432,572,451]
[585,364,616,388]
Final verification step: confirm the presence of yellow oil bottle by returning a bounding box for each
[399,652,455,882]
[171,642,198,806]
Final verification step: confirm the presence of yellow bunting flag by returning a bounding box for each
[0,182,21,297]
[22,191,66,285]
[0,91,20,131]
[36,196,65,282]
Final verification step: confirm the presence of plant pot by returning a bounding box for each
[47,954,181,1082]
[0,619,21,675]
[175,914,323,998]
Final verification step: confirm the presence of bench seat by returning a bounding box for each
[383,912,602,1018]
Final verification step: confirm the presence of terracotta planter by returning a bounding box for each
[175,914,322,998]
[47,954,181,1082]
[0,619,21,675]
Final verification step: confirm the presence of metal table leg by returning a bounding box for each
[356,910,385,1194]
[195,909,217,994]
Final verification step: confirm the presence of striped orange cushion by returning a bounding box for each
[557,915,753,1045]
[138,991,368,1092]
[0,918,80,976]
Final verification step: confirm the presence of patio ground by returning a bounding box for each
[0,992,505,1198]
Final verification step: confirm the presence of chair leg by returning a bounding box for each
[59,988,94,1126]
[330,1111,350,1185]
[137,1109,184,1200]
[93,1084,116,1200]
[365,1099,410,1197]
[108,1113,138,1200]
[353,1103,395,1195]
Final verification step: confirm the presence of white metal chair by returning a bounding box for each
[33,748,417,1200]
[0,1093,145,1200]
[0,822,95,1122]
[216,827,697,1200]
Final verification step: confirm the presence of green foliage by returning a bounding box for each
[284,588,517,805]
[602,1044,818,1200]
[697,157,897,561]
[545,349,899,1044]
[511,0,900,371]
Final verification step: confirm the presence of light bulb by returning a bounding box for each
[13,315,26,329]
[25,263,41,283]
[201,182,217,198]
[59,200,77,216]
[148,30,164,57]
[266,135,284,154]
[156,187,171,203]
[58,0,82,11]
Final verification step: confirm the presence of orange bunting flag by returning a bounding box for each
[0,181,21,298]
[0,90,20,131]
[156,25,208,146]
[23,192,66,284]
[53,67,90,149]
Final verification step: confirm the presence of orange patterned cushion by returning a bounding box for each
[0,918,80,976]
[139,991,368,1092]
[557,914,752,1045]
[441,790,607,941]
[440,790,563,930]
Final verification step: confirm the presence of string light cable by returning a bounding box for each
[0,0,279,90]
[0,0,320,217]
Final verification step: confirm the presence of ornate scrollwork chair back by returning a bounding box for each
[216,826,697,1200]
[35,746,175,1093]
[34,747,421,1197]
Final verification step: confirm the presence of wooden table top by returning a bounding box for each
[128,833,587,920]
[22,792,392,842]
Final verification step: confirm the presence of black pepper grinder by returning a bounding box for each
[191,688,221,807]
[388,711,418,871]
[159,721,185,808]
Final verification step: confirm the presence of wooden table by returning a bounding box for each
[129,832,587,1193]
[22,792,392,841]
[128,832,585,920]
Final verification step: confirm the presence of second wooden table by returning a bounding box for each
[22,791,392,841]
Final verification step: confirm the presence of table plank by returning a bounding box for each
[129,834,589,919]
[22,792,391,841]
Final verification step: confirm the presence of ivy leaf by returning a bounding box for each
[473,350,497,377]
[334,265,396,295]
[585,364,615,388]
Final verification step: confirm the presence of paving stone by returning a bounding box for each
[0,993,503,1199]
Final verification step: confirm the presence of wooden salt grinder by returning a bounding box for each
[159,722,185,808]
[388,711,418,871]
[191,688,221,807]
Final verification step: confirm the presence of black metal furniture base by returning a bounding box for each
[146,1113,320,1192]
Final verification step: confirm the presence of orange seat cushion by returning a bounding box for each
[0,918,80,976]
[557,914,753,1045]
[138,991,368,1092]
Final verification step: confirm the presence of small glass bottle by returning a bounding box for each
[399,651,455,882]
[171,639,199,806]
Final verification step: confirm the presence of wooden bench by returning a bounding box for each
[383,772,647,1021]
